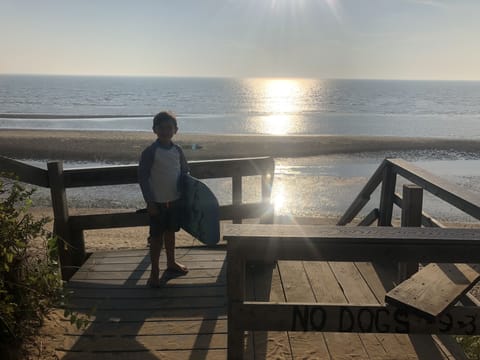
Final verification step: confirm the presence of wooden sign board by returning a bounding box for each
[233,302,480,335]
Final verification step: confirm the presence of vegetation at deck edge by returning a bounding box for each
[0,175,87,359]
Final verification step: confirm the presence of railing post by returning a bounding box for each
[227,240,246,359]
[232,175,242,224]
[398,184,423,282]
[378,163,396,226]
[260,172,274,224]
[47,161,85,280]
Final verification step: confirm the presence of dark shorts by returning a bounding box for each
[149,199,183,237]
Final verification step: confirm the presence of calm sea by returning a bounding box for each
[1,75,479,221]
[1,74,480,138]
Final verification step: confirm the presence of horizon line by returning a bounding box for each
[1,72,480,82]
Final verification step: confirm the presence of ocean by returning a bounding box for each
[1,75,479,222]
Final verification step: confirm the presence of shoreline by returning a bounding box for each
[1,129,480,162]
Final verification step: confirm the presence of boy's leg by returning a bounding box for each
[164,231,188,273]
[149,234,164,286]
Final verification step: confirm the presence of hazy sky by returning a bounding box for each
[1,0,479,80]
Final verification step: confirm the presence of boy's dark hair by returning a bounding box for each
[153,111,178,130]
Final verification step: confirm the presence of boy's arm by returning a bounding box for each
[138,147,155,203]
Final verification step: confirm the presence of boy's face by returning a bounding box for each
[153,121,177,143]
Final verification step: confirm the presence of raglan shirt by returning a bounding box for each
[138,140,189,203]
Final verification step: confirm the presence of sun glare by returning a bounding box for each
[258,79,304,135]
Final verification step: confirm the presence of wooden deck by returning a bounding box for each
[57,246,467,359]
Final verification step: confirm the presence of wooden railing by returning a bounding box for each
[224,224,480,360]
[1,155,275,279]
[337,158,480,227]
[225,158,480,359]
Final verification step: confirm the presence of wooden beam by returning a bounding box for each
[337,160,387,225]
[398,185,422,281]
[357,208,379,226]
[378,162,396,226]
[63,157,275,188]
[394,192,446,228]
[48,161,84,280]
[69,203,271,231]
[223,224,480,263]
[386,263,480,319]
[0,155,49,187]
[233,302,480,335]
[388,158,480,220]
[227,243,246,360]
[232,175,242,224]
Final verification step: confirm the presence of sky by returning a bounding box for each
[1,0,480,80]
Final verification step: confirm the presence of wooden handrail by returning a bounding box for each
[337,159,387,225]
[338,158,480,226]
[0,155,49,187]
[1,155,275,280]
[62,157,275,188]
[388,158,480,220]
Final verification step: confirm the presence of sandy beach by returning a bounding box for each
[1,129,480,162]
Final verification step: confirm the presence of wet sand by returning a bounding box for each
[1,129,480,162]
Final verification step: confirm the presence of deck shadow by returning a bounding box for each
[61,247,227,359]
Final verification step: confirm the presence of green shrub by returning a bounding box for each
[456,335,480,360]
[0,176,72,357]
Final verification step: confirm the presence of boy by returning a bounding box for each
[138,111,189,287]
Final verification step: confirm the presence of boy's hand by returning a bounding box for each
[147,202,159,216]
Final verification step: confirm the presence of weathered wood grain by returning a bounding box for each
[385,263,480,319]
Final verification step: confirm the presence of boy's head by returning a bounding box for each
[152,111,178,143]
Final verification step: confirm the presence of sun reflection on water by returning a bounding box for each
[248,78,309,135]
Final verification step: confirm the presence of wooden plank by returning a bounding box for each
[48,161,83,280]
[330,262,395,358]
[378,162,397,226]
[69,202,269,230]
[389,158,480,220]
[304,261,370,359]
[354,262,397,301]
[227,242,246,359]
[232,175,242,224]
[398,185,423,282]
[337,159,387,226]
[0,155,49,187]
[91,247,226,258]
[234,303,480,335]
[63,157,274,187]
[56,349,228,360]
[251,263,292,359]
[358,208,379,226]
[65,318,227,336]
[277,261,334,359]
[83,253,226,265]
[76,260,225,272]
[67,296,227,311]
[394,192,447,228]
[71,308,227,322]
[70,268,225,281]
[224,225,480,263]
[59,333,227,352]
[67,286,225,299]
[385,263,480,319]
